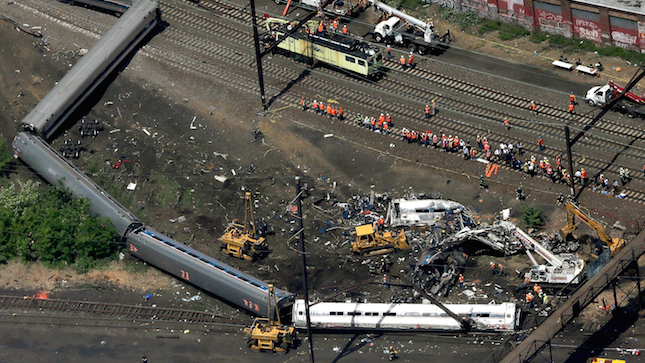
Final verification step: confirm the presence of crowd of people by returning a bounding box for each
[298,95,635,197]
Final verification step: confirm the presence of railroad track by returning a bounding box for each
[0,295,248,325]
[12,0,645,204]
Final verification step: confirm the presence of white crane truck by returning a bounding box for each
[500,221,585,284]
[369,0,449,55]
[585,80,645,118]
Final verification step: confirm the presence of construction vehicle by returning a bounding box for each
[585,80,645,118]
[500,221,585,284]
[243,284,296,354]
[561,201,628,256]
[219,192,271,261]
[369,0,450,55]
[352,224,410,256]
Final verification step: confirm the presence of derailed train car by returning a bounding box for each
[12,0,295,318]
[21,0,159,140]
[293,300,519,332]
[12,132,294,317]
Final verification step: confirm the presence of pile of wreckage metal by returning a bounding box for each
[308,190,582,301]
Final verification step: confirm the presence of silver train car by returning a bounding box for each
[127,227,294,316]
[13,132,293,317]
[21,0,160,140]
[292,300,519,332]
[12,132,142,237]
[58,0,130,14]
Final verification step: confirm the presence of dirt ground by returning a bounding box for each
[0,0,644,361]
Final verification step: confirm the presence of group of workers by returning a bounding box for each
[300,94,634,200]
[525,283,549,309]
[359,112,394,134]
[400,51,415,70]
[303,97,345,121]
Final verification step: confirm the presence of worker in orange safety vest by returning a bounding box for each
[327,104,333,118]
[319,101,325,115]
[338,107,344,121]
[400,55,407,70]
[312,100,318,114]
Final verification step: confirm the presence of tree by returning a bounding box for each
[0,138,13,177]
[0,180,121,272]
[520,205,545,229]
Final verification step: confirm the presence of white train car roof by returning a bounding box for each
[296,299,515,315]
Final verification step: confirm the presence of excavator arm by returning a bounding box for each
[562,202,626,255]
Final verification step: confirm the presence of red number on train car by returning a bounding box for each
[129,244,138,253]
[181,270,190,281]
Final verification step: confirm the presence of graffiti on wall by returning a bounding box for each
[460,0,495,19]
[573,18,601,42]
[497,0,533,28]
[610,16,638,49]
[536,9,572,37]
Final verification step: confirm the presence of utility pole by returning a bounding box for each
[295,177,315,363]
[564,126,576,198]
[248,0,334,110]
[249,0,267,111]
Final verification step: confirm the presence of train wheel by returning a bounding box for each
[375,34,383,43]
[586,99,595,107]
[408,44,417,53]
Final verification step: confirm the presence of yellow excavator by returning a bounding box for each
[219,192,271,261]
[243,284,295,354]
[352,224,410,256]
[561,201,628,256]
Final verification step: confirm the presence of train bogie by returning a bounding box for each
[127,228,294,318]
[22,0,160,140]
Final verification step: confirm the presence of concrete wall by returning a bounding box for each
[426,0,645,52]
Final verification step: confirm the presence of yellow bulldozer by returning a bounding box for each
[243,285,295,354]
[352,224,410,256]
[219,192,271,261]
[561,201,628,256]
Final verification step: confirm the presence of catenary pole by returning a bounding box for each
[296,177,315,363]
[249,0,267,110]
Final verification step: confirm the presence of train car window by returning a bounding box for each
[298,311,303,315]
[347,312,361,316]
[330,312,344,316]
[345,56,355,63]
[422,313,431,317]
[364,312,378,316]
[188,252,199,258]
[382,312,396,316]
[358,60,366,67]
[507,314,511,318]
[404,312,419,317]
[474,313,490,318]
[440,313,448,317]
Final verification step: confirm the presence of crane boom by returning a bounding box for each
[369,0,434,42]
[500,221,563,267]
